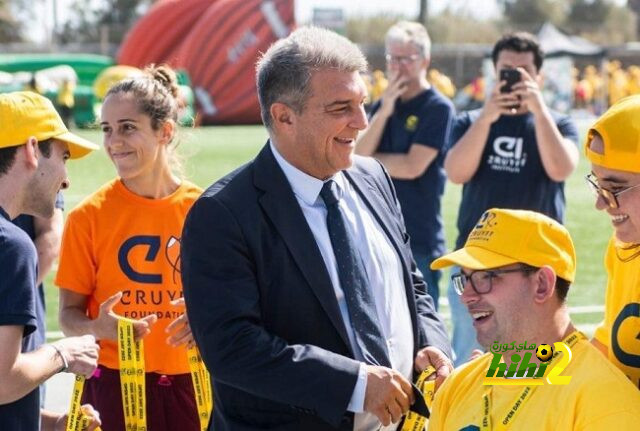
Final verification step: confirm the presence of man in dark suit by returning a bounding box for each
[181,27,452,431]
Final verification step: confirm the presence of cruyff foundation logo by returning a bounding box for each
[474,211,498,230]
[468,211,497,242]
[487,136,528,173]
[118,235,182,284]
[165,236,182,283]
[405,115,419,132]
[483,341,573,386]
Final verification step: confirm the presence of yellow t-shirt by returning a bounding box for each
[593,236,640,389]
[55,179,202,374]
[428,337,640,430]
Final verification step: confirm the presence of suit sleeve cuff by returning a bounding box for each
[347,362,367,413]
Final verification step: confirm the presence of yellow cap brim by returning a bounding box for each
[54,131,100,159]
[430,246,519,271]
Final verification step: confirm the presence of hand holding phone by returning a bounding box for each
[499,68,521,93]
[499,68,522,111]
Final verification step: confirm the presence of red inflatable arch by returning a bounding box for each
[176,0,294,124]
[117,0,218,68]
[117,0,294,124]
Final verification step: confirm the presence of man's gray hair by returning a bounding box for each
[256,26,368,129]
[385,21,431,58]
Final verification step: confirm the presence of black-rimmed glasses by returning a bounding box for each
[585,173,640,209]
[451,265,537,295]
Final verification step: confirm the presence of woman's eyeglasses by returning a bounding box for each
[585,173,640,209]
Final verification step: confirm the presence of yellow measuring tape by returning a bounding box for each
[401,365,437,431]
[118,318,147,430]
[66,317,213,431]
[64,375,102,431]
[187,346,214,430]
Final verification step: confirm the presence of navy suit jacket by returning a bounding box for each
[182,143,451,430]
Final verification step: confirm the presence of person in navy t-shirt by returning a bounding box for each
[12,192,64,408]
[441,32,579,366]
[0,91,100,431]
[357,21,454,309]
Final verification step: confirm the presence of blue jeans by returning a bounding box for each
[447,265,483,366]
[413,252,441,311]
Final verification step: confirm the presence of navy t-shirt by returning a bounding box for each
[450,110,579,249]
[370,88,454,259]
[12,192,64,353]
[0,207,40,431]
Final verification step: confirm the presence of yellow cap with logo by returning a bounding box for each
[0,91,98,159]
[585,94,640,173]
[431,208,576,283]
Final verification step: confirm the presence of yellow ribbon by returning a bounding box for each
[118,318,147,431]
[64,375,102,431]
[401,365,437,431]
[187,346,214,430]
[67,318,213,431]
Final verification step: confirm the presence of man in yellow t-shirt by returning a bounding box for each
[428,208,640,430]
[585,95,640,389]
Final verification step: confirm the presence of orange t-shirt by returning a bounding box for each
[55,179,202,374]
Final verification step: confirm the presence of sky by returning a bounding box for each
[27,0,502,43]
[295,0,502,21]
[27,0,627,44]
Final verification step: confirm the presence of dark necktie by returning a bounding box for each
[320,180,391,367]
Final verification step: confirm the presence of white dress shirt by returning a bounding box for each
[271,143,414,431]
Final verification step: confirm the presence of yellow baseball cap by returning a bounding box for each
[585,95,640,173]
[0,91,98,159]
[431,208,576,283]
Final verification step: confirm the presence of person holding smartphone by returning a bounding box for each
[443,32,580,366]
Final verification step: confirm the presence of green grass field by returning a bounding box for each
[44,124,610,334]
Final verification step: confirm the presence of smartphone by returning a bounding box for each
[499,69,521,93]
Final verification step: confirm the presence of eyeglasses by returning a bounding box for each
[385,54,421,65]
[451,265,537,296]
[585,173,640,209]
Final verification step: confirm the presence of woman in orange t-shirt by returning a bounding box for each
[56,65,203,430]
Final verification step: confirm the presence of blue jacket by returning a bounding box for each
[182,143,451,430]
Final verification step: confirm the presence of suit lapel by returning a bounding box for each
[253,145,353,353]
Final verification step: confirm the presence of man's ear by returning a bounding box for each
[532,266,556,304]
[22,137,39,170]
[270,102,295,133]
